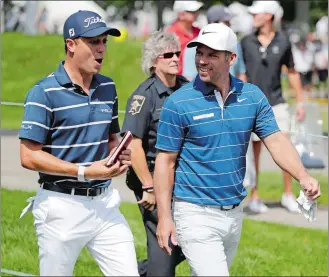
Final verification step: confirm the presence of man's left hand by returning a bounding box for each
[118,149,132,166]
[300,175,321,200]
[296,105,305,121]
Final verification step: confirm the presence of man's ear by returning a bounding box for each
[265,13,273,22]
[66,39,76,53]
[229,53,237,66]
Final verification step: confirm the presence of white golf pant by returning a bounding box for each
[173,198,244,276]
[31,187,139,276]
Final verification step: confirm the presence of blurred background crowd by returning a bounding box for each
[1,0,328,98]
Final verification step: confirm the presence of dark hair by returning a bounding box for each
[65,44,68,54]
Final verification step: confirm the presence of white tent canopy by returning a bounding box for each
[39,1,108,34]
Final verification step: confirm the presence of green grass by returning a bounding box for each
[257,172,328,205]
[1,32,142,130]
[2,189,328,276]
[2,32,328,134]
[1,105,126,130]
[2,32,147,110]
[1,106,24,130]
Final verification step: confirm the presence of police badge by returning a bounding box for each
[128,95,145,115]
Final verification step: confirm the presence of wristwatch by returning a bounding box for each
[77,165,86,182]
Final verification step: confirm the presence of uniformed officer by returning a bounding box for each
[121,31,188,276]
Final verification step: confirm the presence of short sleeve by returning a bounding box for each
[253,88,280,139]
[283,42,295,69]
[155,98,184,152]
[19,85,53,144]
[109,89,120,135]
[121,91,151,138]
[230,43,246,76]
[240,37,247,65]
[182,46,198,79]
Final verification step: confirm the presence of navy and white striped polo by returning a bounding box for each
[19,62,120,188]
[155,74,280,206]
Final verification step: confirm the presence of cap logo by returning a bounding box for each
[84,16,105,28]
[69,28,75,37]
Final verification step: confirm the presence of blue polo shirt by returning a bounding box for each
[19,61,120,188]
[156,74,280,206]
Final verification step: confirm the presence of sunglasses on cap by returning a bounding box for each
[158,51,181,59]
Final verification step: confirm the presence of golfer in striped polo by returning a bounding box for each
[154,23,321,276]
[19,10,138,276]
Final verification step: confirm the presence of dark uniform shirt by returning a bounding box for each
[121,73,188,191]
[241,30,295,107]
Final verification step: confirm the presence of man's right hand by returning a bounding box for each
[156,217,177,256]
[84,157,128,180]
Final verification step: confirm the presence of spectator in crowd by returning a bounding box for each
[241,1,305,213]
[315,16,328,43]
[314,38,328,90]
[305,32,317,53]
[292,38,315,94]
[121,31,188,277]
[167,0,203,75]
[182,4,247,82]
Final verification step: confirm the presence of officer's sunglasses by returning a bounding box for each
[158,51,181,59]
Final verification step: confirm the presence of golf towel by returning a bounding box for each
[296,190,317,222]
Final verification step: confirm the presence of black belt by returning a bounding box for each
[41,182,107,197]
[219,203,240,211]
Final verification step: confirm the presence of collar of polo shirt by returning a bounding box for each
[193,74,243,95]
[54,61,101,88]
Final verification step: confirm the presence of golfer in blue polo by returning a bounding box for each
[154,23,321,276]
[19,10,138,276]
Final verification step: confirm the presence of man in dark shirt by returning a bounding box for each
[241,1,305,213]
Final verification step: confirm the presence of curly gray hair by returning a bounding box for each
[141,31,180,75]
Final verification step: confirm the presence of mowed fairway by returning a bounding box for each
[2,189,327,276]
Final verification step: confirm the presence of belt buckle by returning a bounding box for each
[221,205,233,211]
[86,188,91,197]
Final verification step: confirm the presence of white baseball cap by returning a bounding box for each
[173,1,204,13]
[187,23,237,53]
[248,1,281,15]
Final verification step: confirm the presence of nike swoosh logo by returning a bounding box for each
[237,98,247,103]
[202,31,216,35]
